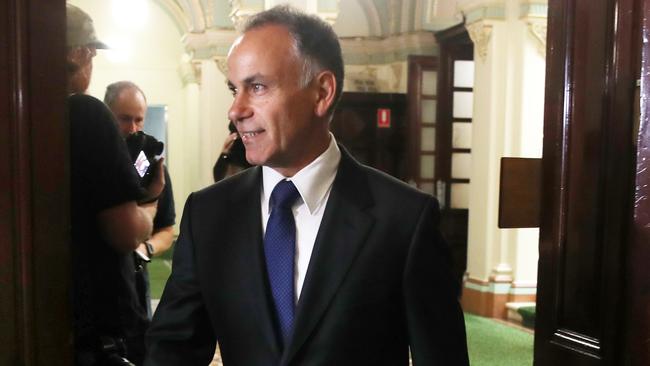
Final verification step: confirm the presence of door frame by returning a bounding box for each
[534,0,645,364]
[0,0,72,364]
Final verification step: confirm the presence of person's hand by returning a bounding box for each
[221,132,239,154]
[135,242,149,258]
[143,157,165,201]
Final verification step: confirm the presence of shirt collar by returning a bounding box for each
[262,133,341,214]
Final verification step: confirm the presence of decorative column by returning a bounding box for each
[461,0,547,319]
[183,22,238,190]
[198,59,234,188]
[170,55,202,207]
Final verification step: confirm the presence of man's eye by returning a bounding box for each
[252,83,265,92]
[229,88,237,96]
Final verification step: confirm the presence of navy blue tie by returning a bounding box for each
[264,179,300,344]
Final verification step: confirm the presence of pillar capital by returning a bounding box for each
[526,19,547,57]
[465,22,493,63]
[178,54,202,86]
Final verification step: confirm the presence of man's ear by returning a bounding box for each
[313,70,337,118]
[67,46,93,69]
[67,47,83,67]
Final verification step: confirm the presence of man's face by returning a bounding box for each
[109,88,147,138]
[67,46,96,93]
[226,24,327,176]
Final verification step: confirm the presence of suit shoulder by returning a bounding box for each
[193,166,259,201]
[360,164,433,202]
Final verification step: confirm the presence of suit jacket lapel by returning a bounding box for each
[223,167,283,354]
[282,148,375,365]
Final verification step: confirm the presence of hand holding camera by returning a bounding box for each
[124,131,166,202]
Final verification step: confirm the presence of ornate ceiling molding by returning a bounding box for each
[519,2,548,19]
[154,0,193,34]
[315,0,340,26]
[228,0,263,30]
[527,20,547,57]
[340,31,438,65]
[173,0,207,32]
[178,55,202,85]
[461,2,505,24]
[358,0,382,36]
[168,1,451,75]
[465,21,493,63]
[182,28,239,59]
[215,57,228,76]
[520,2,548,57]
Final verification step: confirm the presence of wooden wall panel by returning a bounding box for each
[627,1,650,364]
[0,0,71,364]
[0,0,19,363]
[536,0,639,364]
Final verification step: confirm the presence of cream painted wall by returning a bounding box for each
[199,61,235,187]
[465,0,545,289]
[68,0,195,233]
[467,20,508,282]
[509,21,545,286]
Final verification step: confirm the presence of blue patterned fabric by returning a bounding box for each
[264,179,300,345]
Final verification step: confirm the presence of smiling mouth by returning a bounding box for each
[240,129,264,141]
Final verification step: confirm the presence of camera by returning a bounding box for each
[124,131,164,187]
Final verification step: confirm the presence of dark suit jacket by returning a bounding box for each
[145,148,469,366]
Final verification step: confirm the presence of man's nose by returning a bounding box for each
[127,121,139,133]
[228,94,253,123]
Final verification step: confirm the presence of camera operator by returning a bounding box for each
[67,5,164,366]
[104,81,176,319]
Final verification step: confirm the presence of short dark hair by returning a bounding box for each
[104,81,147,108]
[243,5,344,114]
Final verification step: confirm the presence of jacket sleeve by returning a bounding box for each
[144,193,216,365]
[404,197,470,365]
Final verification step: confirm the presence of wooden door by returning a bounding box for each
[330,92,407,179]
[434,25,474,289]
[535,0,646,364]
[407,30,474,287]
[407,55,439,196]
[0,0,72,364]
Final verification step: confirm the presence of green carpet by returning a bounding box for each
[465,313,534,366]
[148,258,172,299]
[148,259,534,365]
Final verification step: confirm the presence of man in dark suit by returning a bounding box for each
[145,5,468,366]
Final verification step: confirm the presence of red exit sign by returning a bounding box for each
[377,108,391,128]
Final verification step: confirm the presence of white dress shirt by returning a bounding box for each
[261,134,341,303]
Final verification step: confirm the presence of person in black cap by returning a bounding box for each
[66,4,164,365]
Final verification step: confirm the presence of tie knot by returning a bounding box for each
[270,180,300,210]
